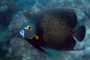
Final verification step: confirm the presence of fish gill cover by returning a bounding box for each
[0,0,90,60]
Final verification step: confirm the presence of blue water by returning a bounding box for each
[0,0,90,60]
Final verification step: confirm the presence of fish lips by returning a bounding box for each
[20,29,25,37]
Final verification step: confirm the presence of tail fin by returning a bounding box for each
[73,25,86,42]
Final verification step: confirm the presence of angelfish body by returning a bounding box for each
[20,8,86,54]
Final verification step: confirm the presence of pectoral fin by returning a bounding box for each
[33,45,48,54]
[25,38,48,54]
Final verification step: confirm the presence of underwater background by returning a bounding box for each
[0,0,90,60]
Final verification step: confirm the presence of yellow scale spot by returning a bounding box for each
[35,35,39,40]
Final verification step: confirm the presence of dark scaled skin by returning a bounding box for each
[37,8,77,50]
[39,15,75,50]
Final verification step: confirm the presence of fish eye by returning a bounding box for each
[27,25,31,30]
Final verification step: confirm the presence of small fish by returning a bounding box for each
[20,8,86,54]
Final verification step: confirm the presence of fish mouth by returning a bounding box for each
[20,29,24,37]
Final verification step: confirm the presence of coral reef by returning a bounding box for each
[0,0,90,60]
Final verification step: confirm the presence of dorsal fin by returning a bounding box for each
[23,10,33,19]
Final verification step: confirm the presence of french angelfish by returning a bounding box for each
[20,8,86,54]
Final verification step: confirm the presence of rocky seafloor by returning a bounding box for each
[0,0,90,60]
